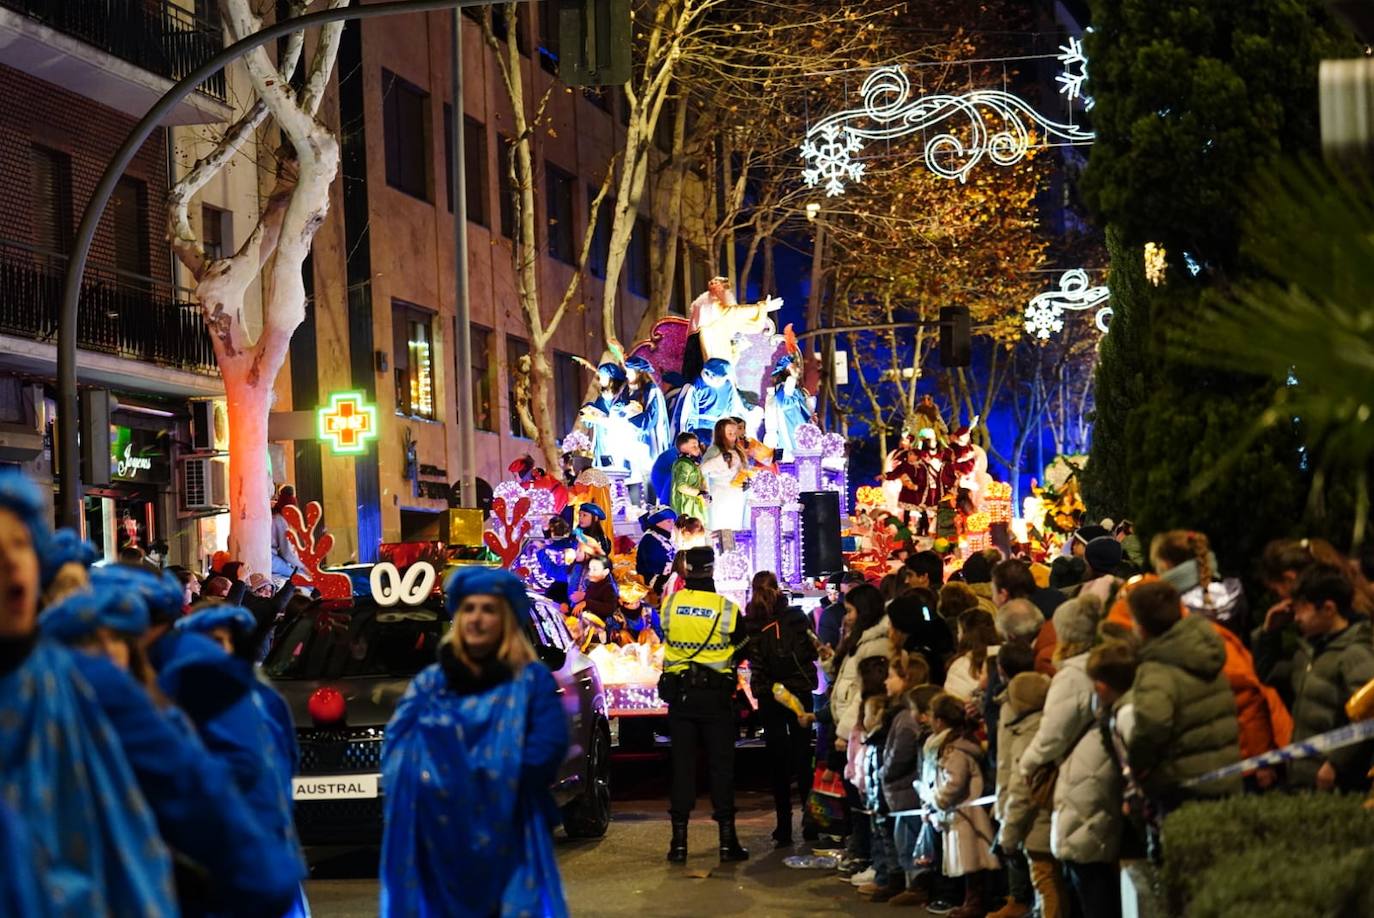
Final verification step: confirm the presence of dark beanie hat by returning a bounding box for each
[1084,536,1123,574]
[888,592,936,634]
[961,552,991,585]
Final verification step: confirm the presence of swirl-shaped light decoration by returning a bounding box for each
[1024,269,1111,340]
[822,432,848,460]
[801,65,1095,192]
[795,423,825,453]
[750,470,782,504]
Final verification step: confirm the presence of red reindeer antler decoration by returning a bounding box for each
[484,496,532,569]
[282,500,354,599]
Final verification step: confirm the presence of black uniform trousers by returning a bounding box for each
[667,683,736,821]
[757,693,814,825]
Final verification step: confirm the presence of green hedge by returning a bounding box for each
[1161,794,1374,917]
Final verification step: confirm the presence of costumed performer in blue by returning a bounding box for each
[620,355,671,501]
[636,505,677,597]
[677,356,748,445]
[40,565,303,916]
[578,361,631,471]
[380,567,570,917]
[0,469,177,916]
[537,514,579,604]
[763,353,815,461]
[568,501,611,606]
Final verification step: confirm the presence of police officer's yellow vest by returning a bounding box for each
[661,589,738,673]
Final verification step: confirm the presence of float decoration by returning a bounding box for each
[282,500,353,599]
[484,496,533,569]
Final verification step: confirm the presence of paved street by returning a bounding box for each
[307,757,901,917]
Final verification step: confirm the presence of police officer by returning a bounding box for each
[659,546,748,864]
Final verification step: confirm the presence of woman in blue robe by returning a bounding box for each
[763,354,816,461]
[381,567,570,917]
[39,574,303,916]
[620,356,671,498]
[0,470,178,917]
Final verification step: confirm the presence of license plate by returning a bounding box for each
[292,774,379,800]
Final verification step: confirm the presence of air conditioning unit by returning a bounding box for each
[190,399,229,453]
[182,456,229,511]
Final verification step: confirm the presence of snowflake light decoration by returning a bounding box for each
[1056,37,1094,111]
[1024,269,1111,340]
[800,66,1095,192]
[801,125,865,197]
[715,549,754,585]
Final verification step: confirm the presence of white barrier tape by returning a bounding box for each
[1182,718,1374,788]
[887,793,997,821]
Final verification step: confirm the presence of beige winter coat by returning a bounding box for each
[934,736,1001,878]
[996,706,1052,855]
[830,616,892,739]
[1050,702,1133,864]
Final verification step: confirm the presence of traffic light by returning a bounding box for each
[940,305,971,367]
[80,388,114,486]
[557,0,631,87]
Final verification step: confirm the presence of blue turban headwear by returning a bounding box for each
[702,358,731,378]
[625,355,655,375]
[40,529,98,589]
[39,584,150,643]
[0,468,46,542]
[597,362,627,383]
[577,502,606,521]
[444,567,531,620]
[175,605,256,637]
[773,353,796,375]
[642,506,676,529]
[94,566,185,625]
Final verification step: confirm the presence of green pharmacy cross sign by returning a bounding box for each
[318,391,379,455]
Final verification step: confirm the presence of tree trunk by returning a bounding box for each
[526,350,561,470]
[223,371,273,576]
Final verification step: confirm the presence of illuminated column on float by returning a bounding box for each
[748,471,784,579]
[794,423,824,492]
[821,432,849,517]
[780,471,803,586]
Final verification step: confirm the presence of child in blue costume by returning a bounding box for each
[381,567,570,917]
[0,470,177,917]
[40,567,302,917]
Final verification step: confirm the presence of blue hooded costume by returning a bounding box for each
[0,471,176,917]
[675,357,748,444]
[38,562,303,916]
[380,567,570,917]
[171,604,306,916]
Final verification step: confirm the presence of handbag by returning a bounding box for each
[805,767,850,835]
[1027,716,1098,810]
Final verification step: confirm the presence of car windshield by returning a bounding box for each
[263,601,449,681]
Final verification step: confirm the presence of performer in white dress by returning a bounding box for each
[698,417,751,546]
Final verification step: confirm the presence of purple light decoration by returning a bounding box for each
[797,454,822,491]
[562,429,593,454]
[716,548,754,585]
[751,503,783,581]
[823,468,851,517]
[795,423,824,452]
[779,472,801,506]
[516,542,553,591]
[751,470,782,504]
[822,432,847,459]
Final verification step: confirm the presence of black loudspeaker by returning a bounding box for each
[940,305,971,367]
[801,491,843,579]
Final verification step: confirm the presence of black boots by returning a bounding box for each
[666,816,688,863]
[772,806,793,848]
[718,817,750,862]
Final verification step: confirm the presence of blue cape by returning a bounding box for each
[0,641,176,916]
[649,447,679,508]
[380,661,569,917]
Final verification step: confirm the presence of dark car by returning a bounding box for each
[263,586,612,846]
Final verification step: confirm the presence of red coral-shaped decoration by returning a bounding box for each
[484,496,532,569]
[282,501,354,600]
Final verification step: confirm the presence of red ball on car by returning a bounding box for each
[308,686,346,726]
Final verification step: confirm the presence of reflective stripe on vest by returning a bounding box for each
[662,589,737,673]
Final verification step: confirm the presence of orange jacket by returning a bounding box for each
[1109,575,1293,759]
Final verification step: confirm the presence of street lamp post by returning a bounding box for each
[55,0,496,528]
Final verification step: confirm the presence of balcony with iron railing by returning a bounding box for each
[0,0,230,124]
[0,240,218,378]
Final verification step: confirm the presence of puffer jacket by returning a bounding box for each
[1128,615,1241,799]
[934,735,1001,878]
[1110,574,1291,761]
[1051,702,1131,864]
[880,708,923,813]
[1018,652,1095,779]
[996,702,1051,855]
[1287,619,1374,791]
[830,616,891,739]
